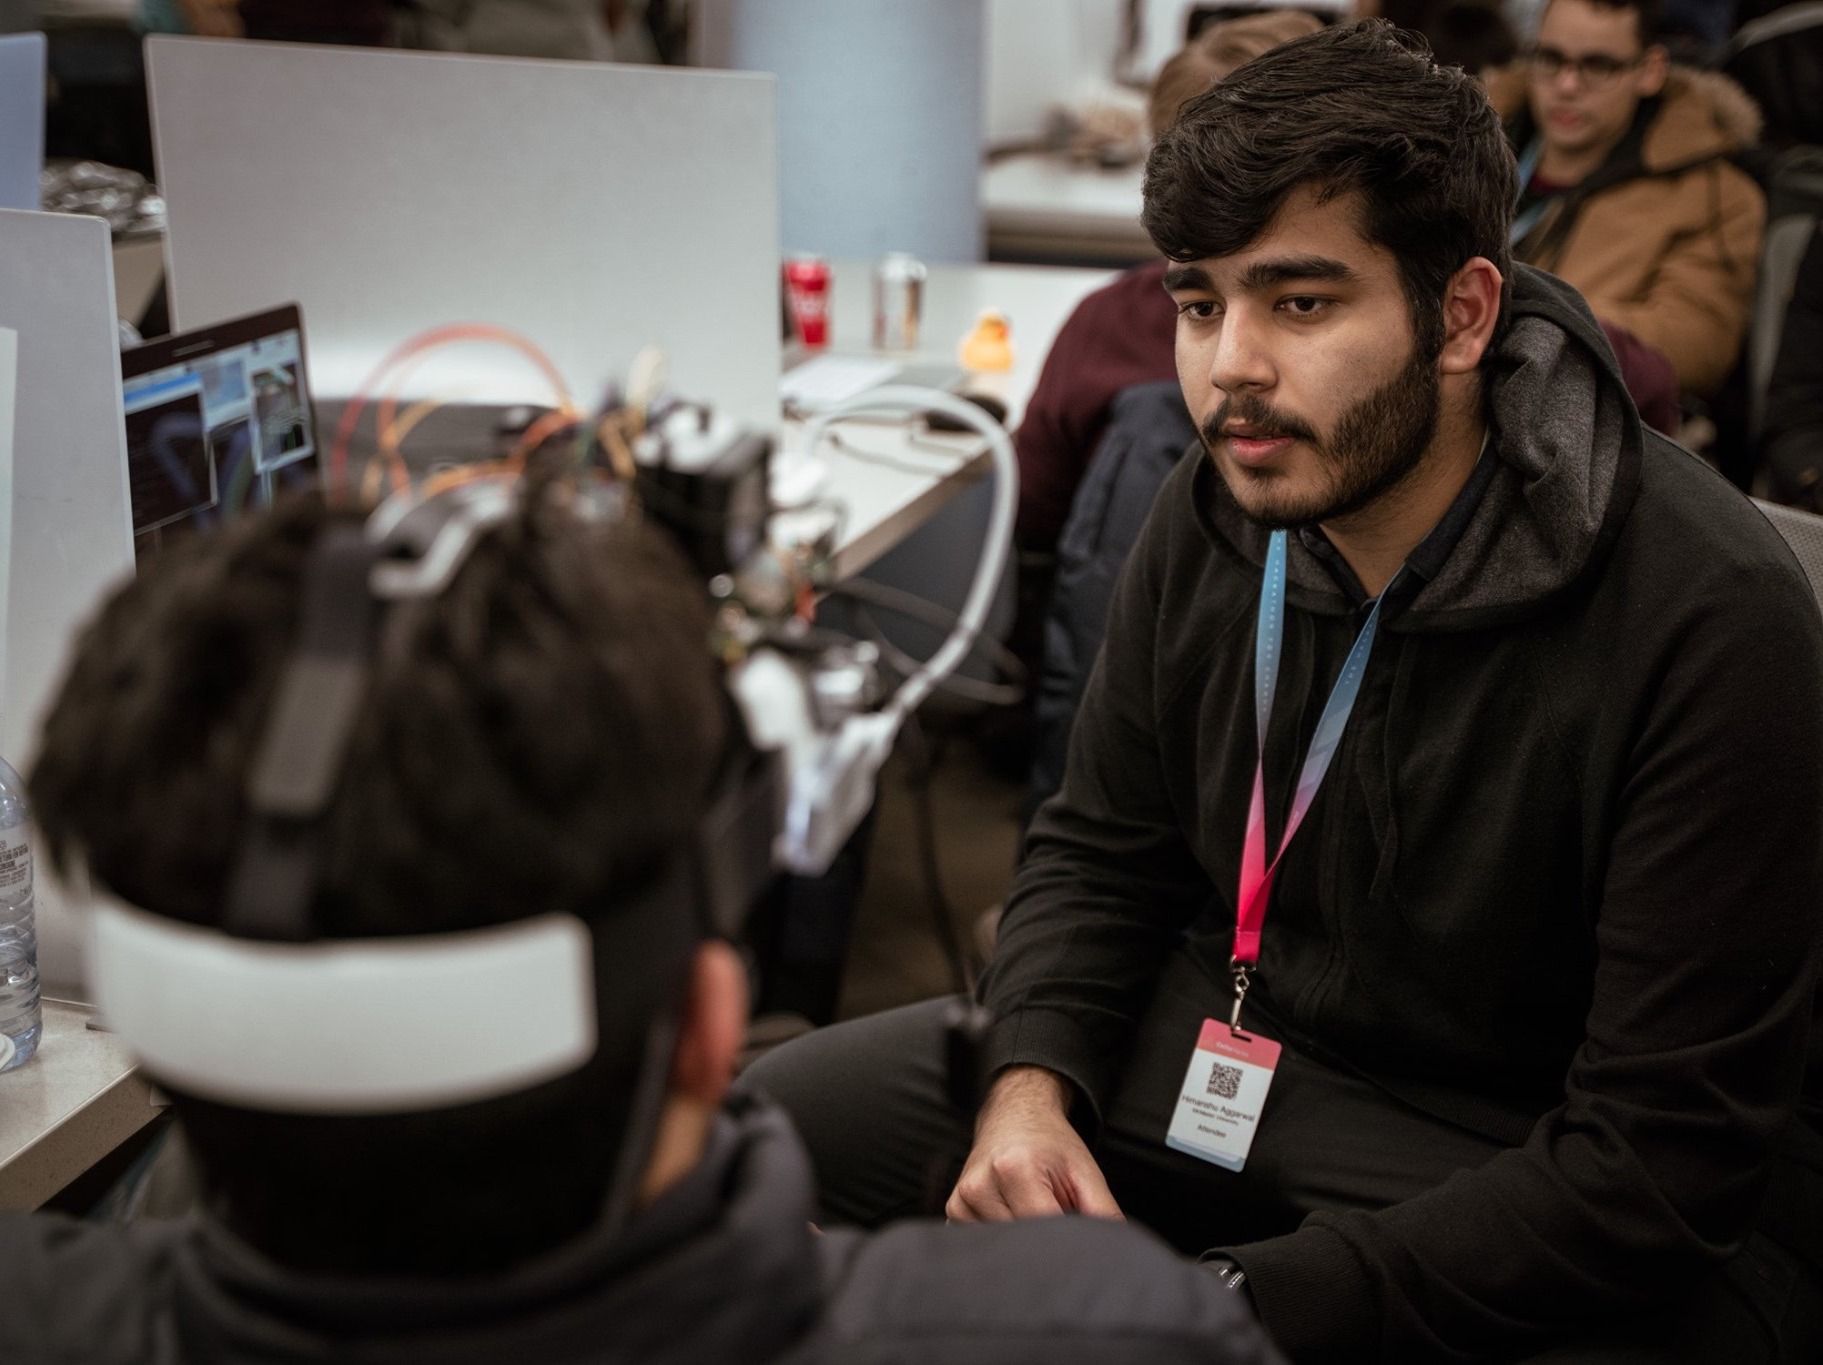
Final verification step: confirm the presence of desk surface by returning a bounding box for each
[0,1000,161,1210]
[827,259,1117,426]
[799,259,1116,579]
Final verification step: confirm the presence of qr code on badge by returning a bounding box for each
[1206,1062,1243,1100]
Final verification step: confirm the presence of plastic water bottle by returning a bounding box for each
[0,756,40,1071]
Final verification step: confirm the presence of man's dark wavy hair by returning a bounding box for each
[1142,19,1518,361]
[29,490,729,1275]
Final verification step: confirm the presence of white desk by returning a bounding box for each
[800,259,1117,580]
[824,259,1118,431]
[0,1000,162,1210]
[981,153,1152,266]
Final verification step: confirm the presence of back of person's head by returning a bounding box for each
[1146,10,1326,139]
[1143,18,1517,360]
[30,486,732,1275]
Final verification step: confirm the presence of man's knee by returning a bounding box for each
[744,999,953,1121]
[742,997,971,1226]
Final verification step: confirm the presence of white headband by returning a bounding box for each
[88,902,598,1114]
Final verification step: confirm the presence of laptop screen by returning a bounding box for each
[121,303,319,560]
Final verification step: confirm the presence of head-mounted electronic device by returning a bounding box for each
[85,365,1018,1221]
[90,478,779,1109]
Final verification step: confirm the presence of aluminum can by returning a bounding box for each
[872,252,927,351]
[783,254,832,348]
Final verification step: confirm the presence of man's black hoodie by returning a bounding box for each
[980,267,1823,1360]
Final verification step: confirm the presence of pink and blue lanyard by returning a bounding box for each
[1230,529,1387,1031]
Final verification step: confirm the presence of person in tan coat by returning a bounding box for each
[1485,0,1764,397]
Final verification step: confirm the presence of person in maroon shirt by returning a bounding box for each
[1015,259,1178,549]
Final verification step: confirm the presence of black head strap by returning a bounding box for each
[221,522,382,941]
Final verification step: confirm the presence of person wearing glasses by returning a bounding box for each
[1483,0,1764,399]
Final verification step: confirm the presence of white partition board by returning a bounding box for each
[0,209,135,997]
[148,38,782,429]
[0,33,46,211]
[695,0,983,263]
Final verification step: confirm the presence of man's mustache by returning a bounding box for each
[1200,395,1320,450]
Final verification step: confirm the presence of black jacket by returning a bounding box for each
[979,267,1823,1358]
[0,1092,1281,1364]
[1030,380,1198,823]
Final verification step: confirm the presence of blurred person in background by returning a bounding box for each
[1485,0,1764,399]
[143,0,677,58]
[397,0,622,60]
[395,0,683,61]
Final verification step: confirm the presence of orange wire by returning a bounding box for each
[328,323,579,501]
[504,408,581,470]
[418,459,516,500]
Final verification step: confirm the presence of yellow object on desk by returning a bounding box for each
[958,309,1015,373]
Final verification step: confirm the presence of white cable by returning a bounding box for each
[803,385,1018,722]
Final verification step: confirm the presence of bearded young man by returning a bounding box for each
[749,21,1823,1363]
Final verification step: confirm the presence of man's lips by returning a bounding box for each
[1222,428,1297,466]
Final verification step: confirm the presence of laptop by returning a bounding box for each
[0,33,45,211]
[120,303,320,560]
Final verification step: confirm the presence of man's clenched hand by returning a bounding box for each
[946,1065,1124,1222]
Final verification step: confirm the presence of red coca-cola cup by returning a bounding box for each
[784,254,831,348]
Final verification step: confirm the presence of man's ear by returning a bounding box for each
[1438,257,1504,377]
[1638,43,1670,97]
[670,940,748,1106]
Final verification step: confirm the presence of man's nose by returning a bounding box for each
[1209,309,1275,395]
[1550,63,1586,94]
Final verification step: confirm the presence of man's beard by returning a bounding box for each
[1199,343,1441,531]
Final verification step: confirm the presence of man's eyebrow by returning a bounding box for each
[1162,256,1360,295]
[1162,264,1213,293]
[1237,256,1359,290]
